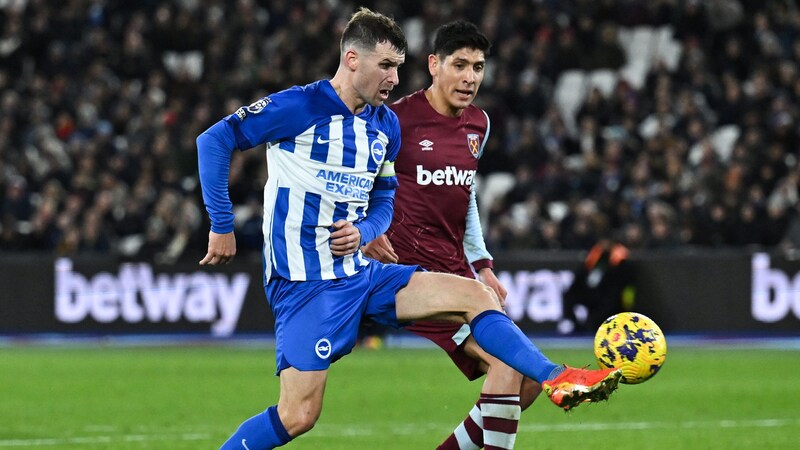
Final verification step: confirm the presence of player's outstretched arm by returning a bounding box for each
[199,231,236,265]
[361,234,398,263]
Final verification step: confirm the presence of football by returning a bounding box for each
[594,312,667,384]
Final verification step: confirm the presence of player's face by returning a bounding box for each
[430,48,485,114]
[354,41,405,107]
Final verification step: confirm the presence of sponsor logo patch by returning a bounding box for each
[317,136,339,144]
[416,165,476,186]
[246,97,271,114]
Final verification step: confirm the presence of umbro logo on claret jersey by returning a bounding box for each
[419,139,433,151]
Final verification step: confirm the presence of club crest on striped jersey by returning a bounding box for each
[467,133,480,158]
[370,139,386,165]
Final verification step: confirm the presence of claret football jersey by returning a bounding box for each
[388,90,489,277]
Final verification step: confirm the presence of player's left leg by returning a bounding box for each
[395,271,621,410]
[437,338,542,450]
[395,271,562,383]
[473,350,530,450]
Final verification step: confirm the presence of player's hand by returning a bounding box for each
[361,234,398,263]
[478,268,507,307]
[330,219,362,256]
[199,231,236,265]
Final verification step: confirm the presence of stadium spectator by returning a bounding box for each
[588,22,626,70]
[2,0,800,261]
[559,238,636,335]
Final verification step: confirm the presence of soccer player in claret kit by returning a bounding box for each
[362,21,616,449]
[198,9,620,450]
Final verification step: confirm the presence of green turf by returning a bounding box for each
[0,344,798,449]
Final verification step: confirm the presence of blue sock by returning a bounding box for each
[220,405,292,450]
[470,310,560,384]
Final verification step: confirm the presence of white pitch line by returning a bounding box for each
[515,418,800,433]
[305,417,800,437]
[1,418,799,446]
[0,433,210,447]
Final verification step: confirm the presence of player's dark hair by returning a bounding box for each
[432,20,491,58]
[341,7,407,55]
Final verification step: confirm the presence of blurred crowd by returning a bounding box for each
[2,0,800,263]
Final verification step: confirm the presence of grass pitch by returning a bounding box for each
[1,342,798,449]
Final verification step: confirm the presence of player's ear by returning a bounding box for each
[427,53,438,77]
[344,48,359,71]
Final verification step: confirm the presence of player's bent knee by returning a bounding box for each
[277,395,322,437]
[279,407,320,437]
[465,282,503,317]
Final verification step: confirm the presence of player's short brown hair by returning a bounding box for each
[341,7,407,55]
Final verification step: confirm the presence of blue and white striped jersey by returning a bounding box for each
[200,80,401,282]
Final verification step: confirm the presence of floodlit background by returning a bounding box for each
[1,1,799,449]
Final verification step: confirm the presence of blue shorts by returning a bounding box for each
[265,261,420,374]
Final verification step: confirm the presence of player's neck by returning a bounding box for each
[330,75,367,115]
[424,88,464,118]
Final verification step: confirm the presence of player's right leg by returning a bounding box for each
[219,368,326,450]
[277,368,328,436]
[220,273,375,449]
[395,271,621,411]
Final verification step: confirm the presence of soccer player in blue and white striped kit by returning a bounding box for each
[197,8,621,450]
